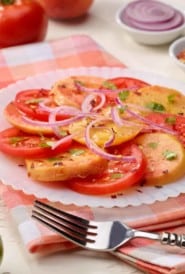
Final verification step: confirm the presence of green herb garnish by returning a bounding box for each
[40,141,54,148]
[69,149,85,156]
[163,150,177,160]
[60,130,68,137]
[148,142,158,149]
[1,0,15,5]
[146,102,165,112]
[118,90,130,101]
[10,137,26,144]
[118,106,126,114]
[102,81,117,90]
[110,173,123,179]
[25,98,43,105]
[168,94,176,104]
[48,157,59,162]
[165,116,176,125]
[74,80,84,86]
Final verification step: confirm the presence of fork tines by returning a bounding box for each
[32,200,97,246]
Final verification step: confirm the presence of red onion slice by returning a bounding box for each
[49,108,65,138]
[75,81,136,94]
[81,93,106,113]
[85,118,135,161]
[51,135,73,150]
[124,0,175,23]
[103,128,115,148]
[116,98,178,135]
[39,99,80,116]
[120,0,185,31]
[22,114,86,128]
[122,9,184,31]
[111,106,143,127]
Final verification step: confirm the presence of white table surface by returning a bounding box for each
[1,0,185,273]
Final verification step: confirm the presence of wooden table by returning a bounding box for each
[1,0,185,273]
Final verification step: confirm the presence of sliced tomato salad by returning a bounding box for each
[67,144,146,195]
[0,127,72,158]
[2,74,185,197]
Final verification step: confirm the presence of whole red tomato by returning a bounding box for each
[38,0,94,20]
[0,0,48,48]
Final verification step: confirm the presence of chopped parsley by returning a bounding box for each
[118,90,130,101]
[165,116,176,125]
[118,106,126,114]
[1,0,15,5]
[147,142,158,149]
[60,130,68,137]
[102,81,117,90]
[48,157,59,162]
[146,102,165,112]
[74,80,84,86]
[69,148,85,156]
[10,137,26,145]
[40,141,54,148]
[25,98,43,105]
[110,173,123,179]
[168,94,176,104]
[163,150,177,160]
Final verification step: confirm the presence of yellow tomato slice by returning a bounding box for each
[124,85,185,115]
[51,76,105,108]
[69,117,142,146]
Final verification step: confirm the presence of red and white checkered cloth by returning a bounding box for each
[1,34,185,274]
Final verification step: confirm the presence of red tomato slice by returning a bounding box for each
[0,127,72,158]
[15,89,51,121]
[107,77,150,89]
[15,89,70,121]
[67,144,146,195]
[101,77,150,105]
[145,112,185,147]
[173,116,185,146]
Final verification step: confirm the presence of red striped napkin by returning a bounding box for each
[1,34,185,274]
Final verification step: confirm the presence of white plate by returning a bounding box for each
[1,66,185,208]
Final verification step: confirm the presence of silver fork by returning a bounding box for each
[32,200,185,251]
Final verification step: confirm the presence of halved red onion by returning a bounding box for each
[85,118,135,161]
[117,98,177,135]
[120,0,184,31]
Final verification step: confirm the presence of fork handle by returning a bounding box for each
[133,230,185,248]
[160,232,185,248]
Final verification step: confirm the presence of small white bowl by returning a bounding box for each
[169,37,185,71]
[115,4,185,46]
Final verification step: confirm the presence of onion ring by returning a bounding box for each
[85,118,135,161]
[120,0,184,31]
